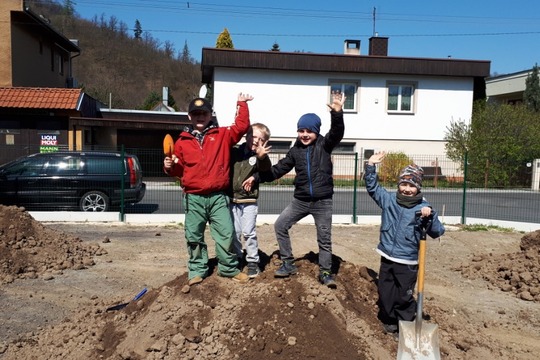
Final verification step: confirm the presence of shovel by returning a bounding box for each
[397,216,440,360]
[106,288,147,312]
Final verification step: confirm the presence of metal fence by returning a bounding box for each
[1,145,539,229]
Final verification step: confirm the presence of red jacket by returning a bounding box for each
[168,101,250,195]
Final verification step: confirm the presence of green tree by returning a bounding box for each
[523,63,540,112]
[467,103,540,187]
[139,90,178,110]
[216,28,234,49]
[444,118,472,163]
[270,42,280,51]
[180,41,192,63]
[134,19,142,39]
[62,0,76,17]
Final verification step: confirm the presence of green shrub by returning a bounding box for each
[379,152,413,183]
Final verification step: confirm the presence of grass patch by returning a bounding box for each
[461,224,515,232]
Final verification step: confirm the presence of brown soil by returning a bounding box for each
[0,204,539,360]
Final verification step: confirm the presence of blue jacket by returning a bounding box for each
[364,164,445,264]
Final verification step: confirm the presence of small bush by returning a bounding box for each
[379,152,413,183]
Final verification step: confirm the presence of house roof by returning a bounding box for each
[201,48,491,83]
[19,7,80,53]
[0,87,83,110]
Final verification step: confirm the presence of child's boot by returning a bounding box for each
[319,269,337,288]
[274,259,298,277]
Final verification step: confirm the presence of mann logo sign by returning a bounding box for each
[40,134,59,153]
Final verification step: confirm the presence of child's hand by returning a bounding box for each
[164,156,174,169]
[327,91,346,112]
[242,176,256,192]
[255,141,272,159]
[368,151,385,165]
[420,206,432,218]
[238,93,254,102]
[164,155,178,170]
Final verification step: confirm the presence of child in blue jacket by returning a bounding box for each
[364,151,445,337]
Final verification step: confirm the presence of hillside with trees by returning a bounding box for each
[26,0,201,110]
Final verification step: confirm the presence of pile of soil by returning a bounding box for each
[457,230,540,302]
[0,205,539,359]
[0,205,105,285]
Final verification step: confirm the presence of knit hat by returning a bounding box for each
[398,164,424,190]
[188,98,213,113]
[297,113,321,134]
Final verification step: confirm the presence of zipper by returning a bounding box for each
[306,147,313,197]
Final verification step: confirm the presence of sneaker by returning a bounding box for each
[188,276,203,286]
[246,262,260,278]
[319,271,337,288]
[382,323,398,334]
[232,272,249,283]
[274,260,298,277]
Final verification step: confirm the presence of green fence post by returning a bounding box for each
[120,145,125,222]
[461,151,468,225]
[352,152,358,224]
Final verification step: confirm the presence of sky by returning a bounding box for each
[71,0,540,76]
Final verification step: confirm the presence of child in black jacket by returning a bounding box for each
[246,92,345,287]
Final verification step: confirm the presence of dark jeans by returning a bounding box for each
[274,197,333,270]
[377,256,418,324]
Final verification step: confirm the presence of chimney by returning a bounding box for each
[344,39,360,55]
[369,36,388,56]
[162,87,169,107]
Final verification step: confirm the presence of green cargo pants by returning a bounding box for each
[183,192,240,280]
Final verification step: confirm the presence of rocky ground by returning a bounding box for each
[0,204,539,359]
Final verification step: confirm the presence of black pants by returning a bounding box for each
[377,256,418,325]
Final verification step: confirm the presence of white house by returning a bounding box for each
[486,68,534,105]
[201,37,490,168]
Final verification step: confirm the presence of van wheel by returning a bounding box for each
[80,191,109,212]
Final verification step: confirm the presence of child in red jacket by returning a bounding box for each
[164,93,253,286]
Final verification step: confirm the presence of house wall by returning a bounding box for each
[486,71,528,104]
[11,23,70,88]
[211,68,474,156]
[0,0,20,87]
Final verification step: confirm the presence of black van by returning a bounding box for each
[0,152,146,212]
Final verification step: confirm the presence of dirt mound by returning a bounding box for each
[3,255,387,360]
[457,230,540,302]
[1,206,539,359]
[0,205,105,285]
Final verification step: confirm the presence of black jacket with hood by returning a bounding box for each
[257,110,344,201]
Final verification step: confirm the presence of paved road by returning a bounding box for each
[127,184,540,225]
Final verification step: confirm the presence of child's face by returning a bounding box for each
[398,182,419,197]
[247,128,267,151]
[297,129,317,146]
[188,110,212,132]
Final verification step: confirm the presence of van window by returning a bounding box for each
[86,158,125,175]
[5,158,47,177]
[44,156,84,175]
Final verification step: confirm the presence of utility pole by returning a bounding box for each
[372,7,377,36]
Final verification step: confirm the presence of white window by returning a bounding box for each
[387,83,415,113]
[329,81,358,112]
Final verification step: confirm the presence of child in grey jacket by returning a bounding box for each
[364,151,445,337]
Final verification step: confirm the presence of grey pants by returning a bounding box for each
[274,197,333,271]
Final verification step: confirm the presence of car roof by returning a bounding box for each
[26,151,135,158]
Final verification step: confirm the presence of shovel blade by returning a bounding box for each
[397,320,440,360]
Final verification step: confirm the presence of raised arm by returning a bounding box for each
[324,92,346,149]
[230,92,254,143]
